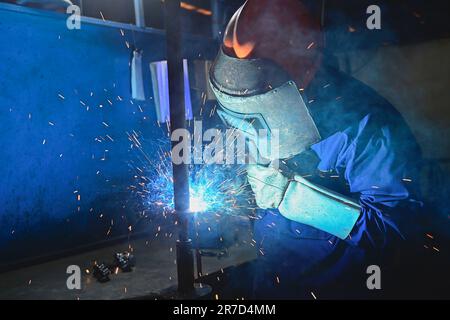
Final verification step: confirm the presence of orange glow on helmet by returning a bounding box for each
[223,5,256,59]
[222,0,324,89]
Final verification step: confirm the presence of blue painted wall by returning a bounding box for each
[0,4,215,265]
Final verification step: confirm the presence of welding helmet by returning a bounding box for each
[209,0,323,161]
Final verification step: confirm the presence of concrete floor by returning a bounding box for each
[0,218,256,300]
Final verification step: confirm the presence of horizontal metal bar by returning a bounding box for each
[0,2,161,35]
[0,2,216,42]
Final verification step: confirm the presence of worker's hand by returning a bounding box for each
[247,165,290,209]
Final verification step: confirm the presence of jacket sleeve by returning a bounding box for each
[311,114,420,248]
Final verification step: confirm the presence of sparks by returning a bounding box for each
[132,138,252,216]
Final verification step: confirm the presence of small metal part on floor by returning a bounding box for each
[0,225,256,300]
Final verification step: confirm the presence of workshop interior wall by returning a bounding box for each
[335,39,450,211]
[0,4,214,267]
[336,39,450,161]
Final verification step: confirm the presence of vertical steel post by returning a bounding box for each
[78,0,83,15]
[164,0,195,295]
[211,0,221,40]
[134,0,146,28]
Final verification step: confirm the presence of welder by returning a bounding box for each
[209,0,427,298]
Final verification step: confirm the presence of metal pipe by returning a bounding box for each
[134,0,146,28]
[78,0,83,15]
[211,0,221,40]
[164,0,194,295]
[321,0,326,28]
[196,249,203,278]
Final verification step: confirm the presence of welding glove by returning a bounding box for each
[246,165,361,240]
[247,165,289,210]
